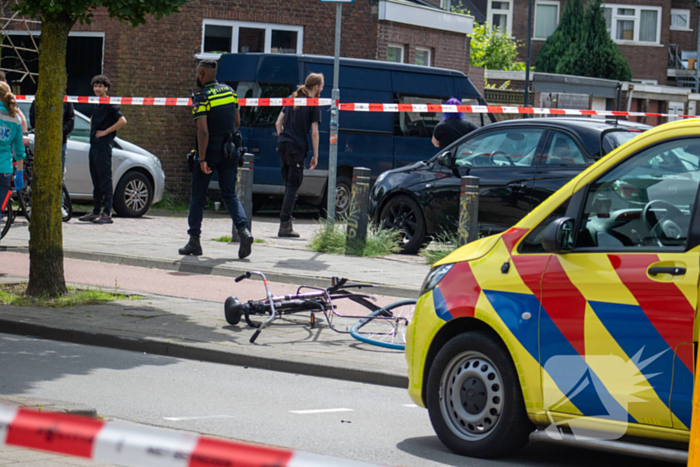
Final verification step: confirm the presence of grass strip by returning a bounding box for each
[0,284,141,308]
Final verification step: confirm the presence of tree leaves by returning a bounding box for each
[469,22,526,71]
[535,0,631,81]
[14,0,185,28]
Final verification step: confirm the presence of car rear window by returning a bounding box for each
[602,129,644,155]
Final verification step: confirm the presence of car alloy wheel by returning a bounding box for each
[384,200,417,243]
[336,183,351,214]
[439,351,504,440]
[124,178,149,213]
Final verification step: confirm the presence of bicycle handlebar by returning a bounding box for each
[235,272,251,283]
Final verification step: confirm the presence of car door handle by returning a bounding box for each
[508,183,526,190]
[250,147,261,154]
[648,267,686,276]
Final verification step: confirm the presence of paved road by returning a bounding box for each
[0,334,676,467]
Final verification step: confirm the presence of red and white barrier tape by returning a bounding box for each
[14,95,700,119]
[0,404,381,467]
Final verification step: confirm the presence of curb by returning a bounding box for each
[0,318,409,390]
[0,395,97,418]
[1,246,420,299]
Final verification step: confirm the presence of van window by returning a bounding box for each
[229,81,294,128]
[393,95,483,138]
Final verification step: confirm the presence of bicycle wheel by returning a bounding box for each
[350,300,416,350]
[62,183,72,222]
[18,185,31,221]
[1,197,13,240]
[18,156,32,221]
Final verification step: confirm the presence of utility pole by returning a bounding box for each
[524,0,533,110]
[321,0,353,228]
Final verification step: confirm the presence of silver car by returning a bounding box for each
[19,103,165,217]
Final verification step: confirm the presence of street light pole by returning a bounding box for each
[524,0,533,110]
[327,2,342,228]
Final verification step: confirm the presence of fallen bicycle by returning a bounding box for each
[224,271,416,349]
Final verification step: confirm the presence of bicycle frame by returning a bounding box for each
[231,272,381,343]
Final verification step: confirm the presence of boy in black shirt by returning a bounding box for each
[79,75,126,224]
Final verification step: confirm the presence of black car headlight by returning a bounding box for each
[419,264,454,296]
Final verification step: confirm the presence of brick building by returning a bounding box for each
[2,0,475,194]
[451,0,700,86]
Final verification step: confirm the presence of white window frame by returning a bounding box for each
[486,0,513,36]
[387,43,404,63]
[671,9,692,31]
[199,20,304,59]
[604,4,662,46]
[415,46,431,67]
[532,0,559,40]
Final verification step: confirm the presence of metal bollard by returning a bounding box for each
[458,176,479,246]
[231,154,255,243]
[346,167,371,245]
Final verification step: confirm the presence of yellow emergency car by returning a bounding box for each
[406,118,700,461]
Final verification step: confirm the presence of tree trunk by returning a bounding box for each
[26,14,74,298]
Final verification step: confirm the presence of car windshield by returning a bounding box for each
[454,129,544,168]
[602,130,644,155]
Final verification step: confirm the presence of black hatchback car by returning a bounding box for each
[369,117,651,254]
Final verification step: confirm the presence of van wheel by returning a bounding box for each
[319,175,352,219]
[379,195,426,254]
[113,171,153,217]
[427,331,532,459]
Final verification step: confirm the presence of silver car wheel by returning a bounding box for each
[124,179,149,212]
[335,183,351,213]
[439,350,505,441]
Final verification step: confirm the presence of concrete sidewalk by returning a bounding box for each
[0,212,430,298]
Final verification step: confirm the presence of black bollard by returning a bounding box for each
[231,154,255,242]
[458,176,479,246]
[346,167,371,246]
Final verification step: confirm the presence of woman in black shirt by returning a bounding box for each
[432,97,478,150]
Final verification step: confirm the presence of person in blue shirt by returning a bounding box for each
[0,81,26,226]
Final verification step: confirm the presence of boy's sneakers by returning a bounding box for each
[78,212,100,222]
[93,213,113,224]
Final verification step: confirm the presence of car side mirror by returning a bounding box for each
[437,152,453,167]
[541,217,575,253]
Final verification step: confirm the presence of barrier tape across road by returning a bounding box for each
[14,95,700,119]
[0,404,382,467]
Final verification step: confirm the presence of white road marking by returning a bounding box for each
[403,404,419,408]
[289,408,355,415]
[163,415,234,421]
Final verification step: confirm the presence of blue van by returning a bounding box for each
[216,53,493,215]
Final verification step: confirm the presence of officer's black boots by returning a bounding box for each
[237,226,253,259]
[179,234,202,256]
[278,221,300,238]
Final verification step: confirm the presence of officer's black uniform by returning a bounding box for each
[180,80,252,258]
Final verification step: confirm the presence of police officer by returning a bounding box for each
[179,59,253,258]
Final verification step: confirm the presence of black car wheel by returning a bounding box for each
[427,331,533,459]
[379,194,426,254]
[113,171,153,217]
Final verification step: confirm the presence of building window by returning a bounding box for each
[487,1,512,35]
[671,9,691,31]
[415,47,431,66]
[534,1,559,39]
[602,5,661,45]
[387,44,404,63]
[201,20,303,56]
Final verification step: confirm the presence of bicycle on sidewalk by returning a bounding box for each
[17,144,72,223]
[225,271,416,349]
